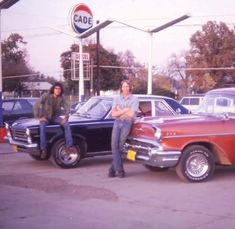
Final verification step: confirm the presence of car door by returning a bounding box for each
[83,99,114,153]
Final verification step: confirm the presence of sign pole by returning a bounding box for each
[69,3,93,101]
[147,33,153,94]
[79,39,84,101]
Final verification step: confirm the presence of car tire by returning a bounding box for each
[144,164,169,172]
[50,139,82,168]
[176,145,215,182]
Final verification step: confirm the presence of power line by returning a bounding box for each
[170,67,235,71]
[3,66,235,80]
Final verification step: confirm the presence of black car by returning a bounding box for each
[6,95,189,168]
[70,101,85,114]
[3,97,38,125]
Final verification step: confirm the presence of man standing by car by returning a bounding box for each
[33,82,75,159]
[109,80,139,178]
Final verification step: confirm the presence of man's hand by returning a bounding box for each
[38,117,47,122]
[120,108,134,120]
[60,116,68,124]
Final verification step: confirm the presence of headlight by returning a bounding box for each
[26,128,32,144]
[5,122,9,130]
[154,127,162,140]
[5,122,11,138]
[26,128,30,135]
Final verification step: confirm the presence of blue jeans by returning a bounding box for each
[110,119,132,172]
[39,116,73,150]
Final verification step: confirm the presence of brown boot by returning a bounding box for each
[40,150,47,159]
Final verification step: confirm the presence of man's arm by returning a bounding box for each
[119,97,139,119]
[112,106,129,118]
[33,94,47,121]
[62,96,71,119]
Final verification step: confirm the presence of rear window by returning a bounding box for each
[190,98,200,105]
[180,97,202,105]
[181,98,189,105]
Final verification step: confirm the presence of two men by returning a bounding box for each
[33,82,75,159]
[34,80,138,176]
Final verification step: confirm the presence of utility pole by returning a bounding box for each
[96,20,100,95]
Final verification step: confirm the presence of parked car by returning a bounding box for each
[180,94,204,112]
[6,94,189,168]
[70,101,85,114]
[3,97,38,125]
[124,88,235,182]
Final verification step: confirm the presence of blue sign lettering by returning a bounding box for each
[74,15,92,25]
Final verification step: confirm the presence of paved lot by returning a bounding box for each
[1,143,235,229]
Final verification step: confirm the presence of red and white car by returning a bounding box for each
[125,87,235,182]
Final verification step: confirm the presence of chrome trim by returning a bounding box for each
[125,142,152,151]
[127,137,161,148]
[150,150,181,156]
[8,137,38,148]
[134,149,181,167]
[164,132,235,139]
[137,155,149,160]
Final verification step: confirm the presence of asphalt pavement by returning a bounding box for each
[1,143,235,229]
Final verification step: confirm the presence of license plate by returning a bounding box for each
[127,149,136,161]
[12,145,18,152]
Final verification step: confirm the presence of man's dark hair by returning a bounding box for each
[49,82,64,95]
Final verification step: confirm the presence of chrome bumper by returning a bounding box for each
[7,137,40,155]
[8,137,38,148]
[124,140,181,168]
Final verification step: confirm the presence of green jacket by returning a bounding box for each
[33,93,70,120]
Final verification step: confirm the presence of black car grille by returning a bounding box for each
[11,129,28,142]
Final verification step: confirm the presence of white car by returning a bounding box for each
[180,95,204,112]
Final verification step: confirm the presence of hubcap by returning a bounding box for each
[58,146,80,165]
[186,153,209,178]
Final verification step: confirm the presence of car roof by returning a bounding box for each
[181,94,205,98]
[91,94,176,100]
[3,97,39,101]
[207,87,235,94]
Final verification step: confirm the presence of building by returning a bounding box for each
[23,82,53,97]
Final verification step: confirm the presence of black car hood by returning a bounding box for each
[11,115,105,128]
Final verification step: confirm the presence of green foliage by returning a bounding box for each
[186,21,235,91]
[60,43,124,95]
[2,33,32,94]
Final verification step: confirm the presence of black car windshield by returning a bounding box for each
[73,97,112,118]
[27,98,38,105]
[197,93,235,115]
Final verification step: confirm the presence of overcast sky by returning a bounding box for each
[2,0,235,80]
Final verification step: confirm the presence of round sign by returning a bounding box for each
[70,3,93,34]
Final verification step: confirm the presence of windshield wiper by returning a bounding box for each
[73,112,91,118]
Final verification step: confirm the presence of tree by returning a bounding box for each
[60,42,124,96]
[186,21,235,91]
[167,53,196,96]
[118,50,143,80]
[2,33,32,95]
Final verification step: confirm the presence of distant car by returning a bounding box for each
[124,88,235,182]
[6,94,189,168]
[180,95,204,112]
[3,97,37,125]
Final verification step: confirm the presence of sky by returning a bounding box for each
[2,0,235,80]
